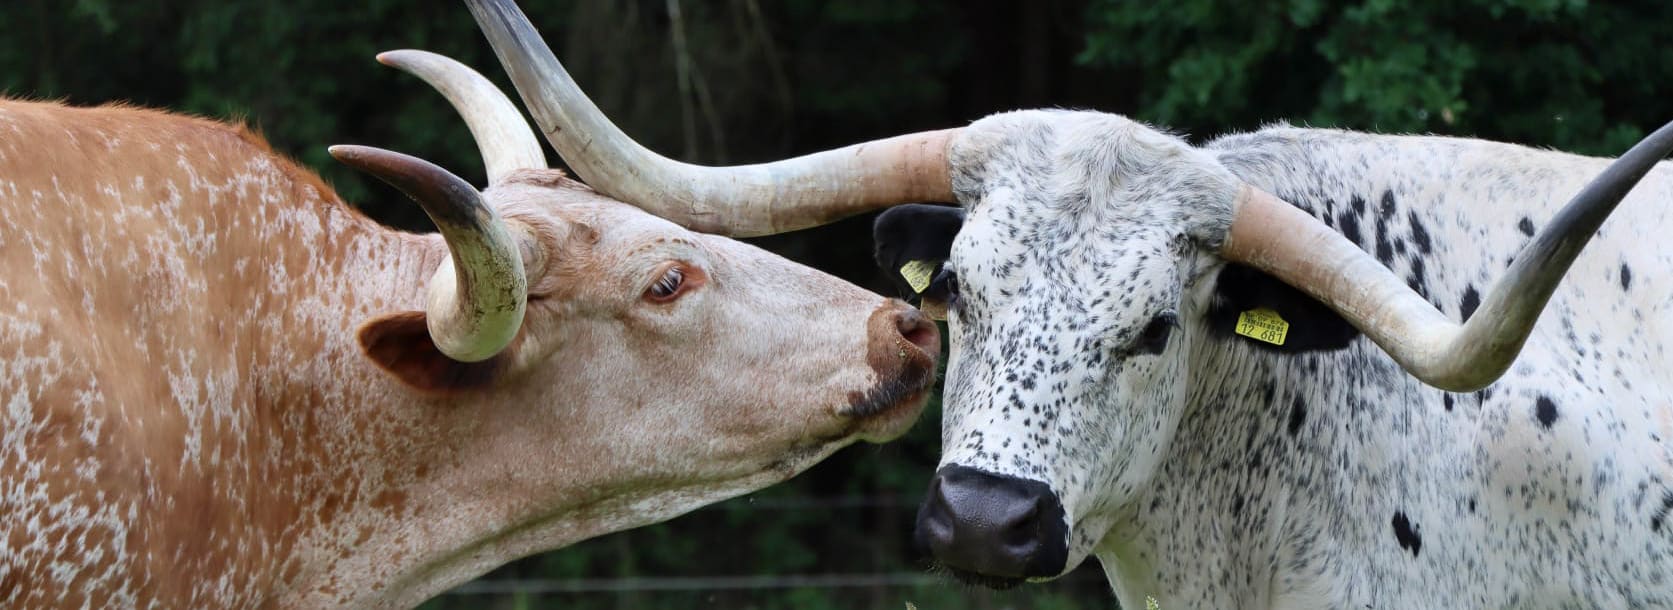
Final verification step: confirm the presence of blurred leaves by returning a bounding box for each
[1082,0,1671,154]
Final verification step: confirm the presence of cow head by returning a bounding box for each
[330,46,945,580]
[874,111,1242,586]
[866,110,1673,586]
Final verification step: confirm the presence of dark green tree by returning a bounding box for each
[1081,0,1673,154]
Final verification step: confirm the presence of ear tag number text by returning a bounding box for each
[1235,308,1289,345]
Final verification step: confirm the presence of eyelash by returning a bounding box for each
[1132,311,1179,355]
[646,266,685,302]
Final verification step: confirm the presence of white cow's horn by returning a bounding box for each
[330,145,528,362]
[462,0,956,237]
[1223,120,1673,392]
[376,49,547,184]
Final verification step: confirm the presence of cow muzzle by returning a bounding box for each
[914,465,1069,588]
[841,302,940,437]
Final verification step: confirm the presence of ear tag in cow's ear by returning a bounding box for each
[1235,308,1289,346]
[899,259,938,294]
[919,298,949,321]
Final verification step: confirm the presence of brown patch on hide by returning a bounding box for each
[847,303,940,418]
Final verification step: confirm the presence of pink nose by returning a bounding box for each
[869,301,939,373]
[893,306,940,355]
[847,300,942,419]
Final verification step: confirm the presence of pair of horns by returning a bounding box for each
[460,0,1673,392]
[354,0,1671,391]
[332,50,545,362]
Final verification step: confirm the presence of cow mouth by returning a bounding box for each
[840,359,937,440]
[846,376,933,418]
[845,330,939,417]
[934,564,1026,590]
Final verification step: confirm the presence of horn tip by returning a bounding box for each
[327,144,362,161]
[376,49,422,68]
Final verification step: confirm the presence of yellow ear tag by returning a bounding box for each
[899,259,938,294]
[1235,308,1289,346]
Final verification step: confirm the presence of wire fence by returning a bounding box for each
[420,492,1115,610]
[442,572,947,595]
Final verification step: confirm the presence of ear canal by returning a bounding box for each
[358,311,508,393]
[330,144,530,363]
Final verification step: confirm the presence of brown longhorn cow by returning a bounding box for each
[0,46,946,608]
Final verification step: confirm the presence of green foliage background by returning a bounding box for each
[4,0,1669,608]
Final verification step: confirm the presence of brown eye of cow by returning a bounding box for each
[646,266,686,302]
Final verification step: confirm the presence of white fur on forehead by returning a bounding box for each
[483,169,591,208]
[949,109,1241,242]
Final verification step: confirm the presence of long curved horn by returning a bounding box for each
[330,145,529,362]
[1223,120,1673,392]
[462,0,955,237]
[377,49,547,183]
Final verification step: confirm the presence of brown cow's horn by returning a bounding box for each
[376,49,547,183]
[330,145,528,362]
[462,0,956,237]
[1223,120,1673,392]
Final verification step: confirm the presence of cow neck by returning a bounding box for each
[210,197,435,603]
[256,215,612,608]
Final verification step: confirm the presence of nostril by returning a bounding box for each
[895,308,940,352]
[998,500,1043,545]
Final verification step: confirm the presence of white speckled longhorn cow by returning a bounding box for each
[404,2,1673,607]
[0,33,954,610]
[866,117,1671,606]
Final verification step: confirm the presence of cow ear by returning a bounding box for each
[1205,263,1361,353]
[357,311,509,393]
[873,204,965,300]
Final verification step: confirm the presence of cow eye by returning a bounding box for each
[645,265,687,302]
[1134,311,1178,355]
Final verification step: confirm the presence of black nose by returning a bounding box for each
[913,465,1068,579]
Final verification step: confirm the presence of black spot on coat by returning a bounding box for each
[1287,396,1307,436]
[1535,396,1559,428]
[1517,217,1536,236]
[1337,209,1363,246]
[1391,512,1422,557]
[1654,492,1673,532]
[1621,263,1633,292]
[1459,285,1481,322]
[1407,211,1433,254]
